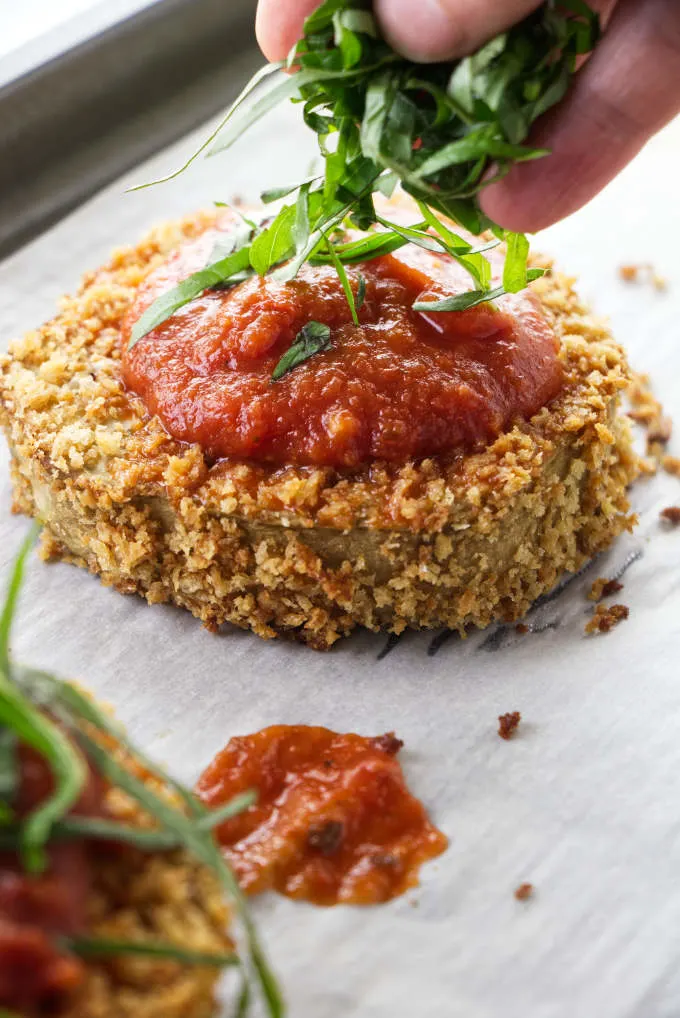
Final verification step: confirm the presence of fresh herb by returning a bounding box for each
[129,221,254,348]
[129,0,598,378]
[413,269,544,313]
[236,975,253,1018]
[324,236,361,325]
[63,936,239,968]
[0,791,256,852]
[0,727,17,823]
[272,321,332,381]
[0,526,87,873]
[356,273,367,310]
[0,531,283,1018]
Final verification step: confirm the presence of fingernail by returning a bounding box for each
[375,0,462,63]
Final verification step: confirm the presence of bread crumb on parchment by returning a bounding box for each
[498,712,521,740]
[585,603,629,635]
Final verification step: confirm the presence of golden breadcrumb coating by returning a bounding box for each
[0,211,639,649]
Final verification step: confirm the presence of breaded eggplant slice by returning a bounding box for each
[0,213,638,649]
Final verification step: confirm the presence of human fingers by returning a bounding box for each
[255,0,322,62]
[374,0,543,62]
[256,0,545,64]
[481,0,680,232]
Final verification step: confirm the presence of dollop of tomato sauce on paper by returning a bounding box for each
[196,725,447,906]
[122,213,563,468]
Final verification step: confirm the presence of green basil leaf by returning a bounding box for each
[272,321,332,381]
[128,62,283,190]
[261,176,322,205]
[129,0,598,323]
[356,273,367,310]
[63,936,239,968]
[413,285,505,313]
[325,237,360,325]
[503,231,530,293]
[311,229,407,265]
[334,9,378,38]
[129,245,252,347]
[0,728,17,821]
[360,71,396,162]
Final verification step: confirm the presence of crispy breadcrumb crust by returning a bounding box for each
[0,212,639,649]
[62,722,230,1018]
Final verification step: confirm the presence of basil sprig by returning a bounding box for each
[130,0,599,376]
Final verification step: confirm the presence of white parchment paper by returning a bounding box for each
[1,99,679,1018]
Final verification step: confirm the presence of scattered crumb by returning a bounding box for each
[661,507,680,526]
[648,417,673,445]
[585,603,629,635]
[637,456,658,477]
[588,577,624,602]
[370,733,404,756]
[515,623,529,635]
[627,373,673,459]
[662,455,680,477]
[514,883,534,901]
[498,711,521,740]
[618,263,668,291]
[306,820,345,856]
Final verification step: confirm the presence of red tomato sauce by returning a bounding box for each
[0,745,106,1016]
[196,725,447,906]
[122,214,563,468]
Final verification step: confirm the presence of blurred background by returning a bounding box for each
[1,0,158,58]
[0,0,259,257]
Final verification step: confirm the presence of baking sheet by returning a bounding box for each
[1,93,680,1018]
[0,0,260,259]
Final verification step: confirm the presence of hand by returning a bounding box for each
[256,0,680,232]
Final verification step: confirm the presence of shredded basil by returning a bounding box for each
[63,935,239,967]
[128,0,598,373]
[272,321,332,381]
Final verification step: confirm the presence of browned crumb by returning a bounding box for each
[370,733,404,756]
[637,457,659,477]
[618,263,668,291]
[661,507,680,525]
[514,883,534,901]
[588,577,624,602]
[515,623,529,635]
[649,417,673,445]
[662,455,680,477]
[498,712,521,740]
[585,603,629,635]
[306,820,345,856]
[627,373,673,459]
